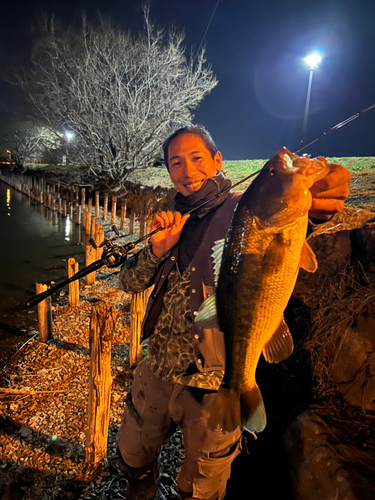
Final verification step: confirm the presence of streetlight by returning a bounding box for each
[63,131,74,165]
[301,52,322,144]
[65,131,74,142]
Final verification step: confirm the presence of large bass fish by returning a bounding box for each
[195,147,329,433]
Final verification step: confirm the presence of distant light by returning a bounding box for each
[304,53,322,70]
[65,217,71,241]
[65,131,74,142]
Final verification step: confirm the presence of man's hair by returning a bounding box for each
[162,124,218,169]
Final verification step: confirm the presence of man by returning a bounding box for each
[116,125,351,500]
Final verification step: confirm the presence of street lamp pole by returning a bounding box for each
[301,53,322,144]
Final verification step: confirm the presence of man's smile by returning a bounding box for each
[185,179,204,190]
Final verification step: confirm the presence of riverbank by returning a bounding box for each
[1,161,374,372]
[0,172,187,499]
[1,163,375,500]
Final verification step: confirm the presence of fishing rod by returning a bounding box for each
[26,103,375,307]
[291,103,375,155]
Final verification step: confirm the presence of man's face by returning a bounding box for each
[167,134,222,197]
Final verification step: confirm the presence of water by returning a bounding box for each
[0,180,85,367]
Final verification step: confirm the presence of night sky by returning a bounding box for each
[0,0,375,160]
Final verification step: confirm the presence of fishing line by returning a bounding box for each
[292,103,375,155]
[167,103,375,220]
[133,103,375,240]
[26,103,375,307]
[195,0,220,58]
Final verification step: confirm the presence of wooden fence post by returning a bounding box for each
[75,205,81,225]
[91,217,96,239]
[96,227,104,260]
[139,217,145,238]
[86,207,91,235]
[129,213,135,235]
[85,302,119,466]
[111,197,117,224]
[86,245,96,284]
[103,193,108,221]
[68,258,79,306]
[35,283,53,342]
[95,192,100,218]
[120,199,126,230]
[81,188,86,214]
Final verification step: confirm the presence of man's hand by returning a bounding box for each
[150,211,190,258]
[309,163,351,220]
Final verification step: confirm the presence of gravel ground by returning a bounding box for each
[0,192,185,500]
[0,272,185,500]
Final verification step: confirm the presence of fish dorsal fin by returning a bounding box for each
[299,240,318,272]
[212,238,225,286]
[263,318,294,363]
[194,292,219,329]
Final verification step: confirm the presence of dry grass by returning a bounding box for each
[299,264,375,399]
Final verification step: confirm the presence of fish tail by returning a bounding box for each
[240,385,267,433]
[207,387,241,433]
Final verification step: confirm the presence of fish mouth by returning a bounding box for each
[257,148,329,228]
[279,148,329,188]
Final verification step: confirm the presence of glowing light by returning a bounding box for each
[65,131,74,142]
[6,189,11,216]
[303,52,322,70]
[65,217,71,241]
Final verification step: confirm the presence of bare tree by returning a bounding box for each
[0,121,63,170]
[9,6,217,190]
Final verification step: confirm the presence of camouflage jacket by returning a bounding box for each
[119,192,241,390]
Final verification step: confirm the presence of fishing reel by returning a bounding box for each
[90,225,135,268]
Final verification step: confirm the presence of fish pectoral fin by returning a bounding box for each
[262,233,290,274]
[262,318,294,363]
[194,292,219,329]
[299,240,318,272]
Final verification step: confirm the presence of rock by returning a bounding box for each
[285,408,375,500]
[18,426,33,438]
[331,314,375,411]
[308,229,352,274]
[284,207,375,499]
[351,217,375,265]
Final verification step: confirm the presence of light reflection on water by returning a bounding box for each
[0,180,85,354]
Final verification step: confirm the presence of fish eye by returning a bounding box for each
[268,167,276,176]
